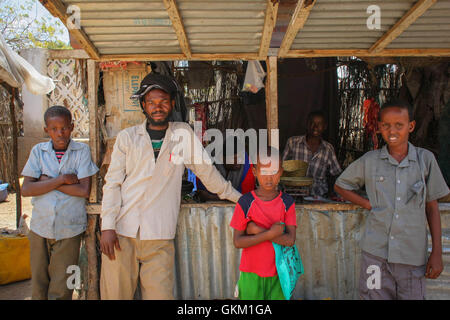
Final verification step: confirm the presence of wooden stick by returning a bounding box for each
[284,49,450,57]
[163,0,192,59]
[99,53,260,61]
[259,0,279,59]
[49,49,90,60]
[87,60,99,203]
[278,0,317,57]
[265,56,278,146]
[9,87,22,228]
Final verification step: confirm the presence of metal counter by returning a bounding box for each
[173,202,450,300]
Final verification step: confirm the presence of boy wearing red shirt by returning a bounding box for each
[230,148,297,300]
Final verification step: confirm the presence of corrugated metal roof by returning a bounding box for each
[41,1,450,60]
[292,0,416,50]
[65,0,181,55]
[60,0,268,56]
[388,0,450,49]
[177,0,266,54]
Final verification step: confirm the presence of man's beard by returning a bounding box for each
[144,109,172,126]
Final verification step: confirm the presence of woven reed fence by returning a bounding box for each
[0,86,22,192]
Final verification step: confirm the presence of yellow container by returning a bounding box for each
[0,235,31,285]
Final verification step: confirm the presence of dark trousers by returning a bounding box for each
[359,250,426,300]
[28,230,82,300]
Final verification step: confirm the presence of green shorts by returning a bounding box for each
[237,271,285,300]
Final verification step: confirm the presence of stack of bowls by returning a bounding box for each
[281,160,313,187]
[282,160,308,177]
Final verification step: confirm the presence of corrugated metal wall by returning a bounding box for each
[426,203,450,299]
[173,203,450,300]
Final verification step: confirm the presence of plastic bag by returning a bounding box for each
[273,242,304,300]
[242,61,266,93]
[0,33,55,95]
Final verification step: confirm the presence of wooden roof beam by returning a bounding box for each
[39,0,100,60]
[259,0,279,59]
[284,49,450,58]
[99,53,260,61]
[369,0,437,54]
[163,0,192,59]
[278,0,317,57]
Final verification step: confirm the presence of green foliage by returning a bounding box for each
[0,0,71,51]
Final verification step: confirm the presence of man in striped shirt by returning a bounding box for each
[282,111,342,197]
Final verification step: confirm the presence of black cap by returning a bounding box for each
[130,73,179,101]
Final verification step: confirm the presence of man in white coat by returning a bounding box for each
[100,73,241,299]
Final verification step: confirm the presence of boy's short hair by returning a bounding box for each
[307,110,327,125]
[44,106,72,125]
[379,99,414,121]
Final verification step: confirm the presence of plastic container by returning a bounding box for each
[0,234,31,285]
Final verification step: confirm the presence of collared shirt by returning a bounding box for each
[101,120,242,240]
[335,142,450,266]
[282,135,342,196]
[21,140,99,240]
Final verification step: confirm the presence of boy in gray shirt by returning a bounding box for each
[335,100,449,300]
[21,106,98,299]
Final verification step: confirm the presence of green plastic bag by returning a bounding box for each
[273,242,304,300]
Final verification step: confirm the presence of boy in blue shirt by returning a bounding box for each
[21,106,98,299]
[335,100,449,299]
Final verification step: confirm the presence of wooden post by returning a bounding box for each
[87,60,100,299]
[9,87,22,227]
[265,56,279,148]
[85,214,99,299]
[87,59,99,203]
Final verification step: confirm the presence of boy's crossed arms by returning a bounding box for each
[22,173,91,198]
[233,221,296,249]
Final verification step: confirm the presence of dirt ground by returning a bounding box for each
[0,193,32,300]
[0,193,32,230]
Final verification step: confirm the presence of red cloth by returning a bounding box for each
[240,163,256,194]
[230,191,297,277]
[362,98,380,149]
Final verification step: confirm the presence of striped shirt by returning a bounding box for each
[54,150,65,163]
[282,135,342,196]
[146,127,166,159]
